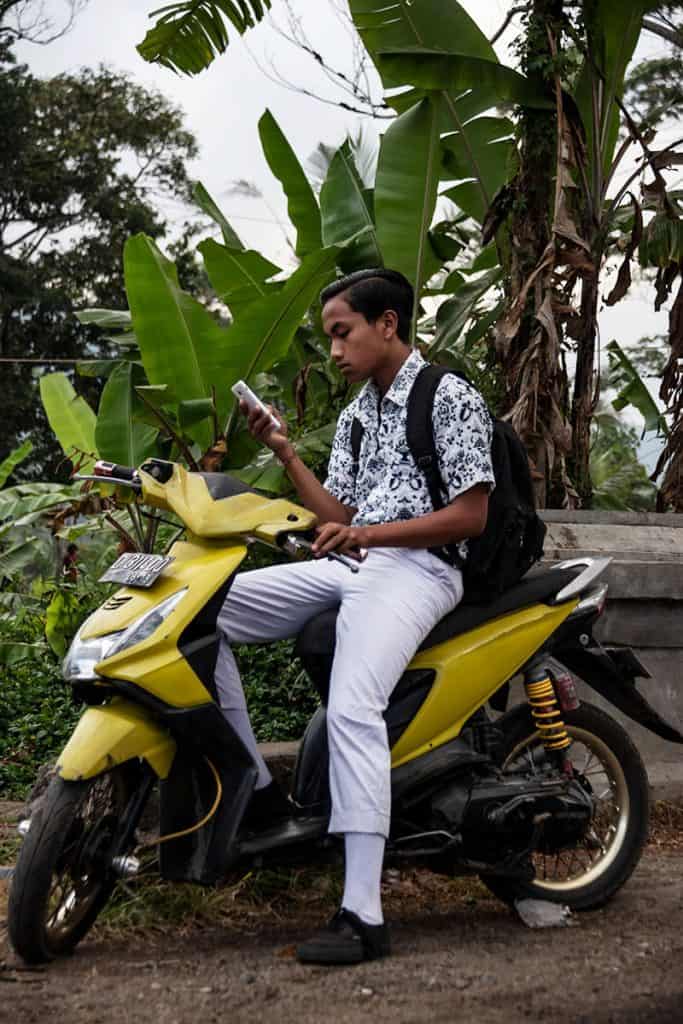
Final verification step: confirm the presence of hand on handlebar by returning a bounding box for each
[312,522,369,562]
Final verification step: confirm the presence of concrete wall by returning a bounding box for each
[537,510,683,797]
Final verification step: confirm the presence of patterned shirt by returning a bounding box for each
[324,350,495,558]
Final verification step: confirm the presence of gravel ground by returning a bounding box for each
[1,846,682,1024]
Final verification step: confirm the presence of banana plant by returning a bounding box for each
[39,374,99,474]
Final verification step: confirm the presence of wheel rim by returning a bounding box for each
[45,774,123,946]
[503,725,630,893]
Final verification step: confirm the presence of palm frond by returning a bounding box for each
[138,1,271,75]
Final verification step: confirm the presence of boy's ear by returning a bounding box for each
[383,310,398,335]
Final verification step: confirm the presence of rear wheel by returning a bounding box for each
[481,702,649,910]
[8,765,143,963]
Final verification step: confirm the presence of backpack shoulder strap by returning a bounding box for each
[350,416,364,479]
[405,364,453,511]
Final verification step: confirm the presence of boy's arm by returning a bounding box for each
[279,443,355,525]
[312,484,488,557]
[241,402,356,526]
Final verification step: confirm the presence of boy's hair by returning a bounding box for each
[320,268,414,343]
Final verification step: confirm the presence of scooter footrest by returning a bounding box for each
[238,815,329,855]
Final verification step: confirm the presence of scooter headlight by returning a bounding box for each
[62,588,188,681]
[63,630,124,682]
[105,588,188,660]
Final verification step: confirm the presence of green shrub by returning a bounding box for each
[0,609,80,798]
[238,639,319,742]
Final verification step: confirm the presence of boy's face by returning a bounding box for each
[321,293,397,384]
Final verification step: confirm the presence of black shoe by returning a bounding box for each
[296,908,391,965]
[241,780,292,833]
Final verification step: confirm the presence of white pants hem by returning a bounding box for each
[328,809,391,838]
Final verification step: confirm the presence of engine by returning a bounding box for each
[430,767,594,863]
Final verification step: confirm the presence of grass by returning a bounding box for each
[649,799,683,851]
[94,863,490,940]
[0,833,20,866]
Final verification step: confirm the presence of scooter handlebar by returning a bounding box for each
[73,460,141,491]
[279,533,365,574]
[94,460,137,481]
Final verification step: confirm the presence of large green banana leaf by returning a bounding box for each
[224,246,340,406]
[137,0,271,74]
[258,110,322,259]
[607,339,668,436]
[441,116,515,225]
[376,51,551,110]
[39,373,98,472]
[95,362,159,467]
[573,2,652,183]
[349,0,535,124]
[124,234,233,450]
[0,483,82,526]
[320,140,383,271]
[374,98,441,338]
[198,238,281,317]
[350,0,495,65]
[0,441,33,488]
[193,181,243,249]
[350,1,548,231]
[77,308,138,353]
[430,267,502,357]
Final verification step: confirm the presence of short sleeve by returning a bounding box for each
[432,377,495,502]
[323,404,357,506]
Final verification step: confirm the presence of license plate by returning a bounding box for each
[99,553,174,588]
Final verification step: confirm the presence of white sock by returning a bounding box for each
[341,832,385,926]
[221,707,272,789]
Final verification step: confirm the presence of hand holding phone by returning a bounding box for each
[231,380,280,430]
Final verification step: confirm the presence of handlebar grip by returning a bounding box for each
[94,460,136,480]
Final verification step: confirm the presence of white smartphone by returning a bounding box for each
[231,379,280,430]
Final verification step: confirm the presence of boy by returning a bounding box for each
[216,268,494,963]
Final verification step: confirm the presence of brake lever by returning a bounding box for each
[73,474,142,491]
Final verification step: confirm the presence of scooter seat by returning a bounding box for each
[295,565,583,667]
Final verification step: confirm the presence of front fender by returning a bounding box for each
[558,646,683,745]
[57,698,177,781]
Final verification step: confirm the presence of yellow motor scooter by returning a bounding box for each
[8,457,682,963]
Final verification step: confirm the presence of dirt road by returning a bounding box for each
[1,847,682,1024]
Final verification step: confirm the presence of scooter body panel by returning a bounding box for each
[84,540,247,708]
[140,465,316,539]
[391,599,578,766]
[56,697,177,781]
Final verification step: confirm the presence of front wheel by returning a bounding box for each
[481,702,649,910]
[8,765,143,964]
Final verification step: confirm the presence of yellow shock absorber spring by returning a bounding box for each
[525,676,571,751]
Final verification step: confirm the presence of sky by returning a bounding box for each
[13,0,676,468]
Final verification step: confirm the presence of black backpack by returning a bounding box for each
[350,364,546,605]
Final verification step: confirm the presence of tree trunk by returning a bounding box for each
[496,0,571,509]
[569,269,600,505]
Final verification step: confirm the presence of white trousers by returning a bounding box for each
[215,547,463,838]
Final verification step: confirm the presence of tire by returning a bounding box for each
[481,701,649,911]
[8,766,140,964]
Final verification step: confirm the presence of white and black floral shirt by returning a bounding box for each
[324,350,495,559]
